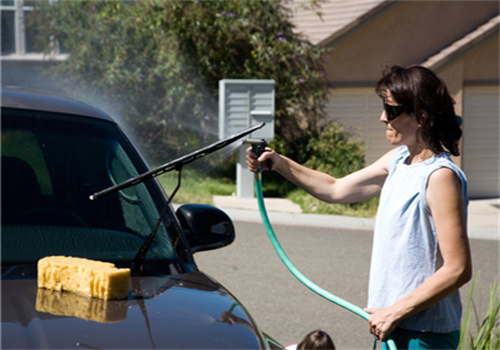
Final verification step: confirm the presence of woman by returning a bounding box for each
[246,65,472,349]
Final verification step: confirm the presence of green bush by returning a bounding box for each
[303,121,365,178]
[29,0,329,167]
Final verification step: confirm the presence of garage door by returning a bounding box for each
[462,86,500,198]
[325,88,393,165]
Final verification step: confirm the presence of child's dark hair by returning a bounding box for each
[375,65,462,156]
[297,330,335,350]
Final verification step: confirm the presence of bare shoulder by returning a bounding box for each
[427,167,461,190]
[426,167,463,210]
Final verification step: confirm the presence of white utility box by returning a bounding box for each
[219,79,275,198]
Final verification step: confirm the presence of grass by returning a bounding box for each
[156,170,378,218]
[459,273,500,349]
[157,171,235,206]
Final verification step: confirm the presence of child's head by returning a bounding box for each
[297,330,335,350]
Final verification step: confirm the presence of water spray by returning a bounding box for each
[249,139,397,350]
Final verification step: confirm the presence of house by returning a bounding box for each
[1,1,68,92]
[290,0,499,198]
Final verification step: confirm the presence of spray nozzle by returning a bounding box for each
[245,138,271,173]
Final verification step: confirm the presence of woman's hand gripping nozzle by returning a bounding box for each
[249,139,271,180]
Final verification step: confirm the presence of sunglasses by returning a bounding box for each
[383,101,412,121]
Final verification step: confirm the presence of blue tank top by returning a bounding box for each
[367,146,468,332]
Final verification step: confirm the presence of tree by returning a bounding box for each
[31,0,329,167]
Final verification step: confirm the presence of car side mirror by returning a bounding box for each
[176,204,235,254]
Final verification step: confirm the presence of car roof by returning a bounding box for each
[1,87,114,121]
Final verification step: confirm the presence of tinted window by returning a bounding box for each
[1,9,15,55]
[1,109,180,266]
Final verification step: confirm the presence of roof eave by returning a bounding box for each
[318,0,398,48]
[421,15,500,71]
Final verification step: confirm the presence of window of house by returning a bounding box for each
[1,0,65,57]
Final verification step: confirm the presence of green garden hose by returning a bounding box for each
[253,172,397,350]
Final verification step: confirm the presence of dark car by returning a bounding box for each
[1,87,282,349]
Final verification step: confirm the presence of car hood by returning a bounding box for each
[2,270,267,349]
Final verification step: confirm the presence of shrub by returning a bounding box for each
[303,121,365,178]
[29,0,329,168]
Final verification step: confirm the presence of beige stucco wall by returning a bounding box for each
[437,34,499,128]
[323,1,499,85]
[462,35,500,82]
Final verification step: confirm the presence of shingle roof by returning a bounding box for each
[421,14,500,70]
[289,0,390,45]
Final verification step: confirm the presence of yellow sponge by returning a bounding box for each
[38,256,130,300]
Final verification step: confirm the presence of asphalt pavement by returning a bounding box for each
[212,195,499,241]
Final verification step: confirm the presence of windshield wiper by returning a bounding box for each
[90,122,265,200]
[90,122,266,273]
[130,168,182,273]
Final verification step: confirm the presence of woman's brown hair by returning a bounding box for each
[375,65,462,156]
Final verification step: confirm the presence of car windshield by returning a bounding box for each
[1,108,182,267]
